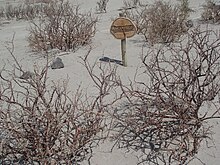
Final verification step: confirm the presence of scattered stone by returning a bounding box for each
[19,71,34,80]
[1,21,10,25]
[99,56,122,65]
[185,20,193,28]
[51,57,64,69]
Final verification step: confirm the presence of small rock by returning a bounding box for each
[51,57,64,69]
[19,71,34,80]
[185,20,193,28]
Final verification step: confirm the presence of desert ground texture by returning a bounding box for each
[1,0,220,164]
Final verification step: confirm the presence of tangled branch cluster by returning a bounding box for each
[1,1,220,164]
[201,0,220,23]
[28,1,97,52]
[0,0,51,20]
[0,49,104,164]
[122,0,192,45]
[109,28,220,164]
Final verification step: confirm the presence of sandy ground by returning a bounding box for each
[1,0,220,164]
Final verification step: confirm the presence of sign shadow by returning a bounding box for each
[99,57,123,66]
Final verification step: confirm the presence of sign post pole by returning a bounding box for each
[119,13,127,67]
[110,13,136,67]
[121,37,127,67]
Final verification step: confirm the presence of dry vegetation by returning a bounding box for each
[0,43,105,164]
[1,0,220,165]
[25,0,51,3]
[0,1,48,20]
[84,27,220,164]
[0,0,97,52]
[28,1,97,52]
[122,0,192,45]
[201,0,220,23]
[110,28,220,164]
[96,0,109,13]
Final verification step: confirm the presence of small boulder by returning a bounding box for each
[19,71,34,80]
[185,20,193,28]
[51,57,64,69]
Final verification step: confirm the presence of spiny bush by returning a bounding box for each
[111,28,220,164]
[85,27,220,165]
[122,0,141,9]
[201,0,220,23]
[96,0,109,13]
[0,48,104,164]
[123,0,192,45]
[0,2,47,20]
[28,1,97,52]
[25,0,51,3]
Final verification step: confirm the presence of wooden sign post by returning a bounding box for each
[121,35,127,66]
[110,14,136,67]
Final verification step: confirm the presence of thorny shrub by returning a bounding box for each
[111,28,220,164]
[122,0,192,45]
[85,27,220,164]
[201,0,220,23]
[25,0,51,4]
[122,0,140,8]
[28,1,97,52]
[0,45,105,164]
[0,1,49,20]
[96,0,109,13]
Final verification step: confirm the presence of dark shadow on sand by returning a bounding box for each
[99,56,123,65]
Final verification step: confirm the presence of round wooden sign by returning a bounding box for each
[110,17,137,40]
